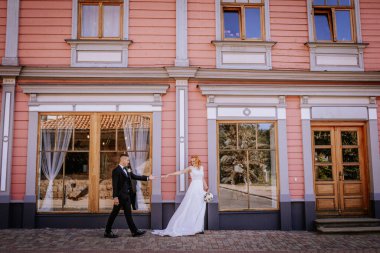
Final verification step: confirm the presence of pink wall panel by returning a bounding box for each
[286,96,304,200]
[188,82,208,182]
[361,0,380,71]
[128,0,176,67]
[11,86,29,200]
[188,0,215,68]
[161,83,176,200]
[18,0,71,66]
[270,0,310,70]
[0,0,6,60]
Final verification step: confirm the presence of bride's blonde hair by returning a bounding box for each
[190,155,201,168]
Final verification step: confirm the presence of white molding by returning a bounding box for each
[215,0,221,40]
[217,107,276,118]
[311,106,368,120]
[20,84,169,94]
[207,107,217,120]
[369,108,378,120]
[301,108,311,120]
[0,93,11,191]
[277,107,286,120]
[264,0,271,40]
[354,0,362,43]
[175,0,189,67]
[72,0,78,39]
[199,84,380,97]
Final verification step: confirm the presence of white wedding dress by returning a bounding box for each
[152,166,206,237]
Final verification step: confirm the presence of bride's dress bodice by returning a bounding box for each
[190,166,203,181]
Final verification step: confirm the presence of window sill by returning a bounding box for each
[305,42,368,71]
[65,39,133,67]
[211,40,277,70]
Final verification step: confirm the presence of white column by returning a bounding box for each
[2,0,20,66]
[175,0,189,67]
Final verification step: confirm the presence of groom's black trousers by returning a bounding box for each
[105,197,138,233]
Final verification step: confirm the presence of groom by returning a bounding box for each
[104,154,155,238]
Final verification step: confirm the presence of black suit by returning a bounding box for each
[105,165,149,233]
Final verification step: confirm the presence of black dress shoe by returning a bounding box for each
[198,231,204,234]
[132,229,146,237]
[104,231,119,238]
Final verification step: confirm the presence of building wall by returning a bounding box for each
[128,0,176,67]
[161,83,176,201]
[270,0,310,70]
[18,0,71,66]
[286,96,304,200]
[378,97,380,156]
[361,0,380,71]
[11,86,28,201]
[188,0,215,68]
[0,0,6,60]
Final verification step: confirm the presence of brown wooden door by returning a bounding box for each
[312,125,368,216]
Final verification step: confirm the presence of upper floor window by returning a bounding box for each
[78,0,123,39]
[313,0,355,42]
[222,0,264,40]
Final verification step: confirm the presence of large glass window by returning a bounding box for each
[218,122,278,211]
[37,113,152,213]
[222,0,264,40]
[313,0,354,42]
[79,0,123,39]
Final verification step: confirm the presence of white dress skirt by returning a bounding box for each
[152,166,206,237]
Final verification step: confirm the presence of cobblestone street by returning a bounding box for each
[1,229,380,253]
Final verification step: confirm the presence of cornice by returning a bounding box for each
[198,84,380,97]
[165,66,199,78]
[0,66,22,77]
[65,39,133,46]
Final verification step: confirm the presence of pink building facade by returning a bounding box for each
[0,0,379,231]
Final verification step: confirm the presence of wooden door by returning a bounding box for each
[312,125,368,216]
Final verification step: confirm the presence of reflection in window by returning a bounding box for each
[224,10,240,39]
[38,115,90,212]
[336,10,352,41]
[314,13,332,41]
[219,122,277,211]
[245,8,261,39]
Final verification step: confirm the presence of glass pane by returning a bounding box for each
[248,150,277,208]
[313,0,325,5]
[63,152,89,211]
[342,148,359,163]
[315,148,332,163]
[314,131,331,145]
[103,5,120,37]
[326,0,338,5]
[81,5,99,37]
[339,0,351,6]
[117,129,127,151]
[341,131,357,146]
[224,10,240,38]
[257,123,275,149]
[336,10,352,41]
[99,152,120,211]
[245,8,261,39]
[74,129,90,150]
[219,124,237,150]
[343,165,360,180]
[101,129,116,151]
[249,0,263,3]
[315,13,332,41]
[238,123,256,149]
[219,151,248,210]
[316,165,333,180]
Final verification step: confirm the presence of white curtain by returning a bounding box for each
[103,5,120,37]
[40,118,74,211]
[82,5,99,37]
[124,123,150,210]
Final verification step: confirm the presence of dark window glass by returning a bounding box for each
[224,10,240,38]
[245,8,261,39]
[326,0,338,5]
[315,13,332,40]
[336,10,352,41]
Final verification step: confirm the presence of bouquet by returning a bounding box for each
[204,192,213,203]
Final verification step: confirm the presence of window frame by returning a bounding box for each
[217,120,279,212]
[36,112,153,214]
[221,2,265,41]
[312,0,356,43]
[78,0,124,40]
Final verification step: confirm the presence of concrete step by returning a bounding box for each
[318,226,380,233]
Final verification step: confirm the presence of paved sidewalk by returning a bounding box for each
[0,229,380,253]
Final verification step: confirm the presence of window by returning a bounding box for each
[222,0,264,40]
[218,122,278,211]
[313,0,355,42]
[78,0,123,39]
[37,113,152,213]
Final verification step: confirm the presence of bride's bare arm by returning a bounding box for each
[164,167,191,177]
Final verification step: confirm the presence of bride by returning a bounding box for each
[152,155,208,237]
